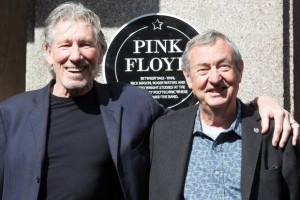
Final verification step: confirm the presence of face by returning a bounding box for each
[183,38,243,111]
[45,19,103,97]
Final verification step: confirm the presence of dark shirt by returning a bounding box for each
[39,88,123,200]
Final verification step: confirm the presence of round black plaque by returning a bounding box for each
[104,13,199,109]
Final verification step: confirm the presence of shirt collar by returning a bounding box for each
[193,99,242,137]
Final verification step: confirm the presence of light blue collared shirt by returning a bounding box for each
[184,100,242,200]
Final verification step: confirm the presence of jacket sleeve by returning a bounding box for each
[282,135,300,199]
[146,91,170,122]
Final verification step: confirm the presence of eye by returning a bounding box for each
[196,66,210,75]
[82,43,92,48]
[59,43,71,49]
[218,64,232,72]
[199,66,209,71]
[80,41,96,49]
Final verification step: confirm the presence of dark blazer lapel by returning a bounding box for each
[240,104,262,200]
[171,105,198,199]
[94,82,122,167]
[100,103,122,166]
[29,83,51,164]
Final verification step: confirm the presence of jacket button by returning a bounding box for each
[36,177,40,183]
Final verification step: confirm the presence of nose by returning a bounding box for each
[69,45,82,61]
[208,67,222,84]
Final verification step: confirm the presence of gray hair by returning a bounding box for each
[43,2,107,77]
[181,30,242,73]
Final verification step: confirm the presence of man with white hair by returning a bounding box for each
[0,3,298,200]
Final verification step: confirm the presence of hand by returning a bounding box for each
[256,96,299,148]
[289,115,299,146]
[269,110,299,148]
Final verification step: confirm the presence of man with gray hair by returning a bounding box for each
[0,2,166,200]
[149,30,300,200]
[0,2,298,200]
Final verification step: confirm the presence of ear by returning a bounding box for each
[98,55,103,65]
[237,59,244,83]
[183,70,193,89]
[45,44,53,65]
[97,47,104,65]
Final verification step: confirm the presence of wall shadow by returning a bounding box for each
[0,0,26,100]
[283,0,290,111]
[27,0,160,42]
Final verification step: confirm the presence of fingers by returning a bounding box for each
[290,119,300,146]
[255,96,298,148]
[255,96,284,138]
[260,113,270,134]
[271,110,285,147]
[276,111,299,147]
[278,110,292,148]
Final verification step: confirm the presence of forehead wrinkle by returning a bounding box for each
[196,46,233,65]
[54,20,96,44]
[196,57,229,67]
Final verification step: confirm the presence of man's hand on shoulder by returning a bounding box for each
[254,96,299,148]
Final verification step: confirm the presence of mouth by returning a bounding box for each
[65,66,88,73]
[207,87,226,93]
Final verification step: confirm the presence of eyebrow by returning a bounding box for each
[195,57,229,67]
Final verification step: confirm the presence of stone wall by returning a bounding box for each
[26,0,294,112]
[0,0,26,99]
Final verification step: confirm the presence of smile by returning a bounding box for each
[65,66,88,72]
[208,87,226,93]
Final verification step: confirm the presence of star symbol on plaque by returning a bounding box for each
[152,19,163,30]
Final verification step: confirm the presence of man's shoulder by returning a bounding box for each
[239,100,261,123]
[94,81,167,118]
[95,81,153,99]
[156,104,198,122]
[0,86,48,109]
